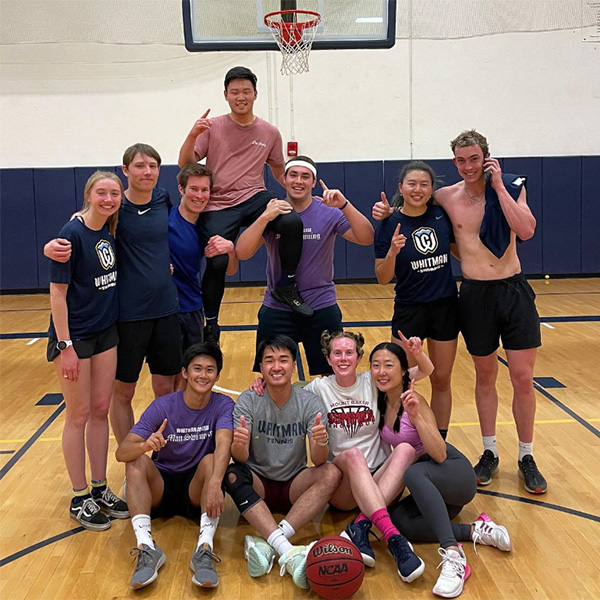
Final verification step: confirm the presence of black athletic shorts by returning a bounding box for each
[196,190,277,244]
[47,323,118,362]
[179,309,205,353]
[253,303,343,376]
[458,273,541,357]
[151,465,202,519]
[116,313,182,383]
[391,295,459,342]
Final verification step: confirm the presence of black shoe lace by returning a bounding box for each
[520,456,539,478]
[477,451,496,470]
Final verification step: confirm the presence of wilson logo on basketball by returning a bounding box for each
[313,543,353,557]
[318,563,349,576]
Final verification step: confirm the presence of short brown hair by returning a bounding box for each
[450,129,489,157]
[320,330,365,358]
[122,143,162,168]
[177,163,213,190]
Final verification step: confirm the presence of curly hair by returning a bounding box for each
[320,330,365,358]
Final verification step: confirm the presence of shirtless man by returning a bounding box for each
[373,130,546,494]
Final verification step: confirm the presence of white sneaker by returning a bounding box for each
[278,543,315,589]
[243,535,276,577]
[432,546,471,598]
[472,512,512,554]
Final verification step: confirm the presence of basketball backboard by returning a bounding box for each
[182,0,396,51]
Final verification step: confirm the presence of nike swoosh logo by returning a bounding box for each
[138,208,151,215]
[436,215,443,219]
[240,500,249,506]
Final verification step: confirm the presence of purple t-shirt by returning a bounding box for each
[130,390,234,473]
[263,198,350,311]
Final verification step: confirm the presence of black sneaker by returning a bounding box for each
[204,322,221,346]
[518,455,547,494]
[473,450,499,486]
[93,486,129,518]
[340,520,377,567]
[387,534,425,583]
[271,284,313,317]
[70,497,111,531]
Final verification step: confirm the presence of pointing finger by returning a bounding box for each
[394,223,401,237]
[319,179,329,192]
[397,330,408,344]
[201,108,211,119]
[158,418,168,434]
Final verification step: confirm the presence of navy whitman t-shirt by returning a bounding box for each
[117,188,179,322]
[49,217,118,339]
[374,205,457,304]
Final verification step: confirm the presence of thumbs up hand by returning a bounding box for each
[311,412,328,446]
[233,415,250,448]
[372,191,394,220]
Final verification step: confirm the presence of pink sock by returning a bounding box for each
[355,512,369,523]
[370,508,399,543]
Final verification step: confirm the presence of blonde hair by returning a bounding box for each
[81,171,122,236]
[450,129,489,157]
[320,330,365,358]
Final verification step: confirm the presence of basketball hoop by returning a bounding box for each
[264,10,321,75]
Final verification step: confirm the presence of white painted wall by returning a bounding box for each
[1,28,598,168]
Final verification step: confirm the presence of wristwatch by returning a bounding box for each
[57,340,73,351]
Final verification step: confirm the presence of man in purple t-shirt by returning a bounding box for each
[116,343,234,590]
[235,156,375,376]
[178,66,311,345]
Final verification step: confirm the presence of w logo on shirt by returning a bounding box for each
[412,227,439,255]
[96,239,116,270]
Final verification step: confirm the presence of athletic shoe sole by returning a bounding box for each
[518,469,547,494]
[398,556,425,583]
[69,511,111,532]
[190,562,218,588]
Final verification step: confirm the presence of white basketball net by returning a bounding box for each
[264,11,321,76]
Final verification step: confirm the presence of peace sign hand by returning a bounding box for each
[320,180,348,209]
[143,419,168,453]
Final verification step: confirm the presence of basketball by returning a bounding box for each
[306,536,364,599]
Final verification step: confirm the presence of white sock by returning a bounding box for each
[278,519,295,539]
[131,514,154,549]
[482,436,498,458]
[267,528,293,557]
[197,513,219,551]
[518,441,534,461]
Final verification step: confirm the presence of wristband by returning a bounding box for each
[340,200,349,210]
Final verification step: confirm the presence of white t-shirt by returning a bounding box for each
[305,371,390,471]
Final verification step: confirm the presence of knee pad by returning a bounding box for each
[224,462,261,513]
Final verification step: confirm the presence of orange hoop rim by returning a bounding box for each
[264,9,321,32]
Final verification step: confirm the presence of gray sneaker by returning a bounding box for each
[190,544,221,588]
[129,544,166,589]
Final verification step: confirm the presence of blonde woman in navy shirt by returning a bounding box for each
[47,172,128,531]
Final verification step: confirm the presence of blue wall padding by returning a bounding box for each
[1,156,598,291]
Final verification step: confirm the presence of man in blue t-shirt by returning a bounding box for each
[45,144,182,445]
[116,343,234,590]
[169,163,238,389]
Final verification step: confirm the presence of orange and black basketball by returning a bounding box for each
[306,535,364,599]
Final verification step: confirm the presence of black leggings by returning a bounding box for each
[389,444,477,549]
[198,190,304,315]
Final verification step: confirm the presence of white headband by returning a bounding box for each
[285,160,317,178]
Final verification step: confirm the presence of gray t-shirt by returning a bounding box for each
[234,386,327,481]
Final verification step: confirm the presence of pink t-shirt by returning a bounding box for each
[194,114,284,211]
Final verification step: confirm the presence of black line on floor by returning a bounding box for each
[477,490,600,523]
[0,403,66,481]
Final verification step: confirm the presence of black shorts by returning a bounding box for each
[47,323,118,362]
[151,466,202,519]
[458,273,541,357]
[255,469,305,515]
[179,309,205,353]
[196,190,277,244]
[253,303,343,376]
[116,313,182,383]
[391,295,459,342]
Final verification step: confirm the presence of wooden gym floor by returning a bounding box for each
[1,278,599,600]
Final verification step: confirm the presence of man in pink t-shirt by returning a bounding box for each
[179,67,310,344]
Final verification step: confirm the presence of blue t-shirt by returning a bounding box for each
[168,205,204,313]
[374,205,457,304]
[116,188,179,322]
[130,390,234,474]
[48,217,118,339]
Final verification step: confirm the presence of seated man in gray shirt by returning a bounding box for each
[224,335,341,590]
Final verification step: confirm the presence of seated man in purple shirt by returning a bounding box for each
[235,155,375,376]
[116,343,234,590]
